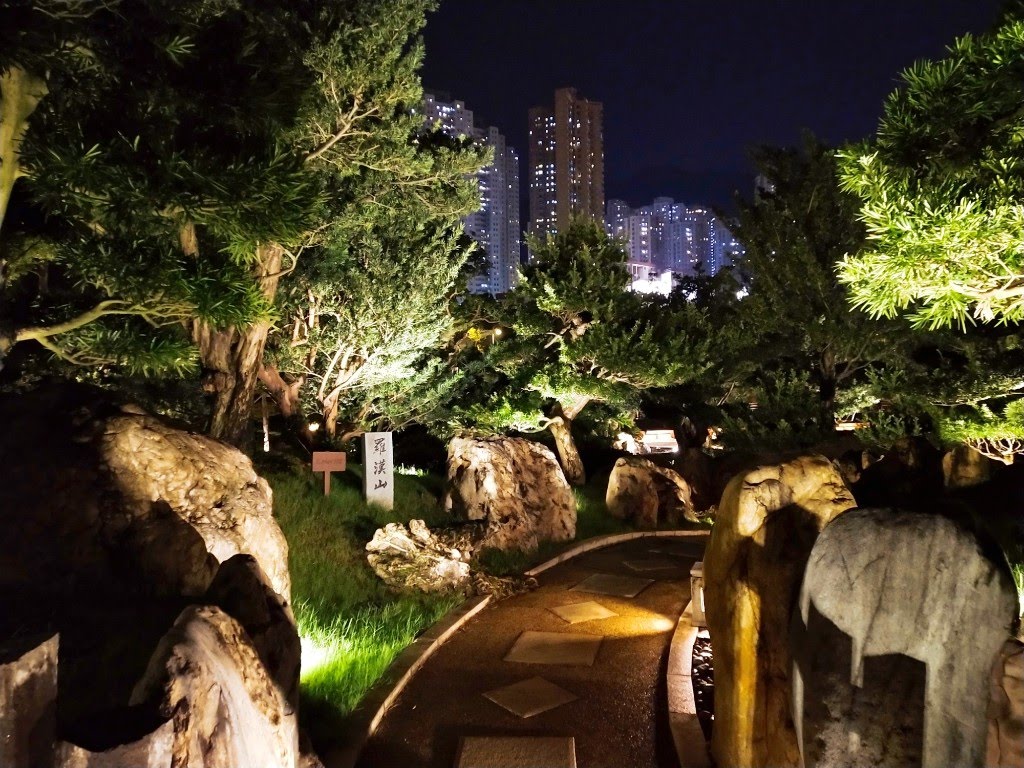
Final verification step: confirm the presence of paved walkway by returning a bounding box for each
[358,535,708,768]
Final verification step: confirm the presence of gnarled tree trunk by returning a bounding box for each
[257,364,304,419]
[193,244,283,448]
[547,400,587,486]
[0,66,46,242]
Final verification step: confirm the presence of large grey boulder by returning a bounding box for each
[130,605,299,768]
[366,519,475,593]
[605,455,695,528]
[0,386,289,600]
[792,508,1019,768]
[704,455,856,768]
[0,634,57,768]
[445,436,576,551]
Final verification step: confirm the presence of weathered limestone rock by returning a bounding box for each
[0,386,289,600]
[605,456,695,528]
[206,555,299,710]
[0,634,58,768]
[675,447,716,512]
[100,412,289,599]
[988,639,1024,768]
[445,436,576,551]
[792,508,1019,768]
[942,443,993,488]
[55,719,174,768]
[704,455,855,768]
[366,520,474,593]
[130,605,299,768]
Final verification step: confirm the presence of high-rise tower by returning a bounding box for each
[423,92,521,294]
[528,88,604,242]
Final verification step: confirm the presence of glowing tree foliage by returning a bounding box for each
[838,16,1024,329]
[454,218,712,485]
[260,1,486,440]
[2,0,474,447]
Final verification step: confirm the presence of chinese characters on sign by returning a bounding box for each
[362,431,394,510]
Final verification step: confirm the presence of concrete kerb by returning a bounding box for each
[525,528,710,578]
[325,528,709,768]
[323,594,492,768]
[668,601,712,768]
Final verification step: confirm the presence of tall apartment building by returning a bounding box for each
[528,88,604,242]
[606,197,743,289]
[423,93,521,295]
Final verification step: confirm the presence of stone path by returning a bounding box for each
[357,535,707,768]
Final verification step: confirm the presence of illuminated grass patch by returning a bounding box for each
[268,463,457,744]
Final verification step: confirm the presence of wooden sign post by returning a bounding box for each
[312,451,347,496]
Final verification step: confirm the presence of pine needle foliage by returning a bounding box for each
[2,0,324,374]
[450,218,713,450]
[837,17,1024,329]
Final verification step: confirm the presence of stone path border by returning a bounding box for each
[525,529,709,577]
[324,594,492,768]
[667,601,712,768]
[326,528,709,768]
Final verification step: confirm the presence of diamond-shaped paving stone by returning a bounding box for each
[623,558,680,573]
[504,630,602,666]
[570,572,654,598]
[456,736,577,768]
[483,676,578,718]
[549,600,617,624]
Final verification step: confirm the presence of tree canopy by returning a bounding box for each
[1,0,484,447]
[837,16,1024,329]
[452,218,712,483]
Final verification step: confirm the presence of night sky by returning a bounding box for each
[421,0,1006,213]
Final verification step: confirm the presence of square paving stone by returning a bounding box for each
[504,630,602,666]
[483,676,578,718]
[456,736,577,768]
[569,572,654,598]
[548,601,617,624]
[623,558,680,573]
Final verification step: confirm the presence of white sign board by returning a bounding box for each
[362,431,394,510]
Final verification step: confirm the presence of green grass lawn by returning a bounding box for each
[269,460,648,748]
[269,462,461,746]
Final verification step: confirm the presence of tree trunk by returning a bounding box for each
[193,243,283,448]
[258,363,304,419]
[0,67,47,241]
[548,402,586,486]
[819,347,837,427]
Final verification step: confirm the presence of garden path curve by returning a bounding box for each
[357,535,708,768]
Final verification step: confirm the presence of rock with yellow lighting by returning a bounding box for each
[704,454,855,768]
[130,605,299,768]
[446,436,576,551]
[0,634,57,768]
[605,456,696,528]
[206,554,300,711]
[0,384,290,601]
[942,443,993,488]
[988,638,1024,768]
